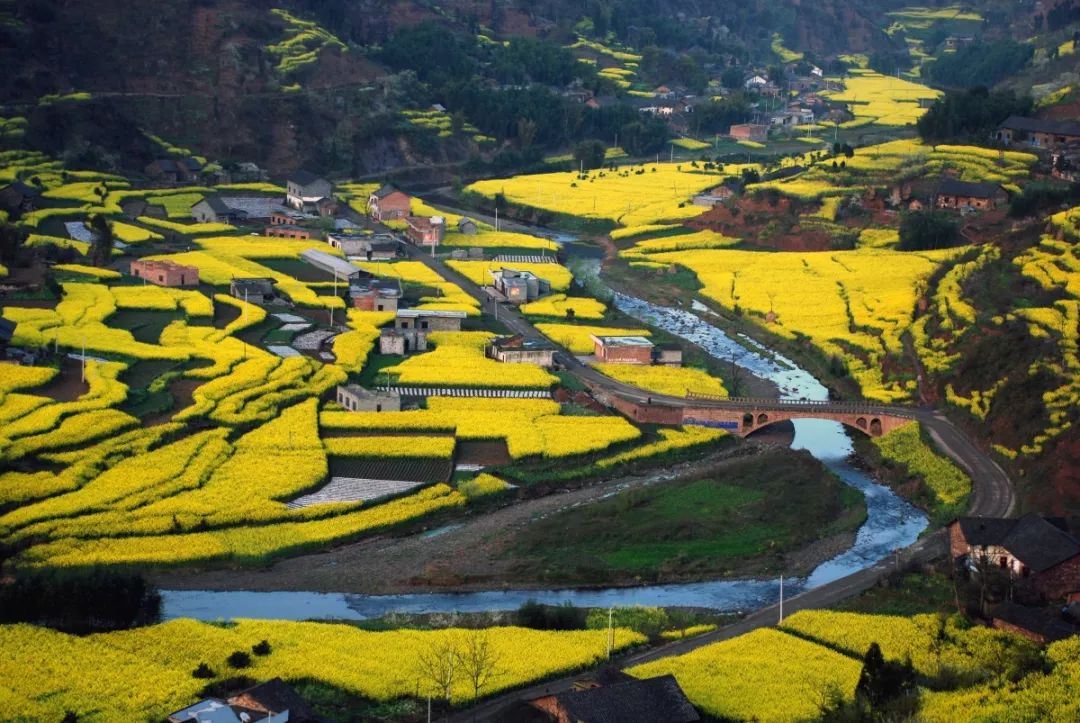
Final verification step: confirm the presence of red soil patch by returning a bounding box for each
[689,196,834,251]
[37,358,90,402]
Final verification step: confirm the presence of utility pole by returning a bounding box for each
[80,335,86,383]
[606,607,614,659]
[778,575,784,623]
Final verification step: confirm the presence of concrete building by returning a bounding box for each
[591,335,654,364]
[191,195,248,224]
[654,344,683,366]
[378,309,466,355]
[336,384,401,412]
[351,277,401,312]
[487,335,556,367]
[489,268,551,304]
[230,277,277,303]
[285,171,333,213]
[130,259,199,287]
[327,232,398,261]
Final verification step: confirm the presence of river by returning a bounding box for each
[162,241,927,622]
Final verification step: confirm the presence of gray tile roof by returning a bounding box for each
[554,675,700,723]
[957,514,1080,572]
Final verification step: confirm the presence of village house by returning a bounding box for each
[266,224,313,240]
[729,123,769,143]
[769,108,815,128]
[191,195,248,225]
[130,259,199,288]
[350,276,401,312]
[299,249,362,283]
[230,277,277,303]
[653,344,683,366]
[948,514,1080,600]
[990,602,1077,644]
[285,171,333,213]
[945,35,975,51]
[328,232,399,261]
[336,384,401,412]
[523,672,700,723]
[378,309,466,355]
[367,184,412,221]
[744,74,769,91]
[458,217,479,235]
[270,209,311,226]
[592,335,655,364]
[405,215,446,247]
[167,677,317,723]
[119,197,166,221]
[692,183,737,206]
[490,268,551,304]
[144,159,180,185]
[935,179,1009,212]
[995,116,1080,149]
[487,334,556,367]
[0,181,41,218]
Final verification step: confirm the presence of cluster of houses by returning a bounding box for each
[949,513,1080,643]
[996,115,1080,182]
[167,678,318,723]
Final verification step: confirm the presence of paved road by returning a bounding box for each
[386,231,1015,723]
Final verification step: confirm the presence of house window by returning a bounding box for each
[376,404,382,412]
[401,321,409,329]
[420,321,429,330]
[999,556,1008,569]
[1021,565,1030,578]
[377,304,383,311]
[158,275,164,282]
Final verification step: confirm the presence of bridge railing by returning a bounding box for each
[684,392,917,417]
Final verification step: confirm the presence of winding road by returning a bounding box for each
[377,217,1016,722]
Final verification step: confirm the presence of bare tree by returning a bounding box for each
[456,630,502,701]
[416,637,460,702]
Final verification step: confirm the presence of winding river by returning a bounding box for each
[162,241,927,622]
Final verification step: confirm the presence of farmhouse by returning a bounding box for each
[129,259,199,287]
[995,116,1080,149]
[167,677,317,723]
[991,602,1077,644]
[378,309,465,355]
[488,334,556,367]
[298,249,362,283]
[948,514,1080,600]
[729,123,769,143]
[336,384,401,412]
[120,198,166,220]
[592,335,654,364]
[367,184,412,221]
[230,277,277,303]
[266,224,313,240]
[144,159,180,185]
[191,195,248,225]
[285,171,333,213]
[328,232,399,260]
[405,215,446,247]
[490,268,551,304]
[458,217,479,235]
[351,277,401,312]
[525,673,700,723]
[653,344,683,366]
[270,209,311,226]
[0,181,41,217]
[935,179,1009,211]
[693,184,736,206]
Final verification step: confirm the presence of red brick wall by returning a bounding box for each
[948,522,969,560]
[991,618,1047,644]
[598,345,653,364]
[1038,555,1080,600]
[608,395,684,424]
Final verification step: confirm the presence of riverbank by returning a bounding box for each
[155,441,862,595]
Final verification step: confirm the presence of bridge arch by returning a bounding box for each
[740,413,898,438]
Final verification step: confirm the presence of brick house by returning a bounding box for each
[488,334,556,367]
[524,673,699,723]
[168,677,317,723]
[378,309,465,355]
[729,123,769,143]
[350,277,401,312]
[266,224,313,240]
[948,514,1080,601]
[191,195,248,224]
[336,384,401,412]
[144,159,180,185]
[405,215,446,246]
[990,602,1077,644]
[285,171,333,213]
[130,259,199,287]
[328,232,399,261]
[592,335,655,364]
[270,209,310,226]
[367,184,412,221]
[935,179,1009,211]
[995,116,1080,149]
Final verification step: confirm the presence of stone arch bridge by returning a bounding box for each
[680,394,915,437]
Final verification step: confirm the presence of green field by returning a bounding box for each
[508,448,866,583]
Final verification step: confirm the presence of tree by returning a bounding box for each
[916,87,1032,143]
[720,66,743,90]
[226,651,252,669]
[89,214,114,267]
[855,642,916,715]
[573,140,607,171]
[898,211,960,251]
[455,630,502,700]
[416,637,459,702]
